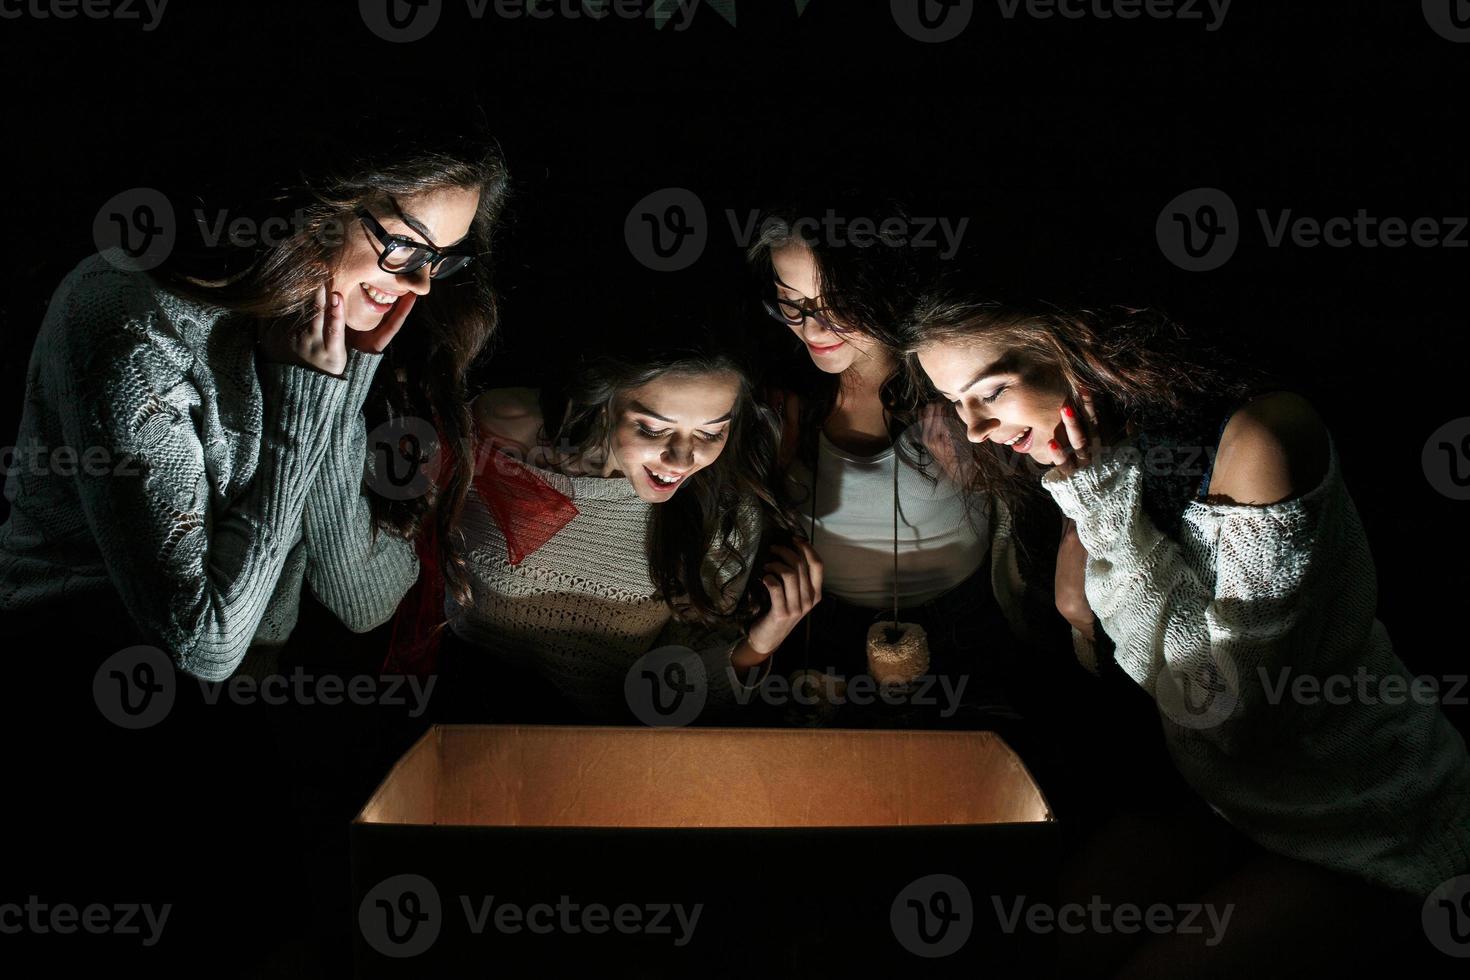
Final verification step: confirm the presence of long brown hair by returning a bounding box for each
[537,287,804,630]
[153,120,510,610]
[901,293,1269,582]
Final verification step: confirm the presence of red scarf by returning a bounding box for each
[381,434,579,677]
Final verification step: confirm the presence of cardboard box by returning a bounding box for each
[352,724,1057,977]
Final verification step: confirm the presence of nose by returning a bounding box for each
[662,437,695,471]
[402,266,432,297]
[957,401,999,444]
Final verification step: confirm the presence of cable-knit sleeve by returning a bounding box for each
[52,282,350,681]
[300,349,420,632]
[654,496,767,707]
[1040,440,1327,752]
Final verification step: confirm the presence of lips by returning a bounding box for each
[807,340,844,355]
[644,465,687,494]
[360,282,404,313]
[1002,428,1034,453]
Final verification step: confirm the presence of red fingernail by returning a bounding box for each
[1049,439,1060,452]
[1063,405,1075,418]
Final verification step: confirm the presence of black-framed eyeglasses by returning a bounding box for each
[763,296,839,330]
[356,207,475,280]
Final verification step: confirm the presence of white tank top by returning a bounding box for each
[786,431,991,609]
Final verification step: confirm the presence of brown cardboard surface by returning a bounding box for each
[356,724,1053,829]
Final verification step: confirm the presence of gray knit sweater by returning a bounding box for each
[0,252,420,679]
[1044,436,1470,897]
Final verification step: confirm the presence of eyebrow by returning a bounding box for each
[934,353,1020,397]
[629,401,735,426]
[773,275,810,299]
[388,199,469,249]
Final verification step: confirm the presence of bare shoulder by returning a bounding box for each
[1206,391,1330,506]
[472,387,544,454]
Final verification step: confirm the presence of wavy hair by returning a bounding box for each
[537,299,803,630]
[151,117,510,610]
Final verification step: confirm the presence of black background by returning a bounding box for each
[3,0,1465,717]
[0,1,1466,975]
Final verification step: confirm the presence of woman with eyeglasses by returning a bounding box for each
[744,201,1028,731]
[0,121,508,683]
[417,278,819,723]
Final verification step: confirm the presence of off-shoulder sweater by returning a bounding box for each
[0,252,420,679]
[1042,436,1470,897]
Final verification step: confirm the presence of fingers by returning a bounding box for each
[323,284,346,366]
[769,544,815,608]
[761,572,789,618]
[1060,403,1090,463]
[793,538,824,598]
[375,291,416,348]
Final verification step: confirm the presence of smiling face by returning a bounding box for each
[332,185,480,331]
[606,369,742,502]
[916,336,1072,464]
[768,243,883,375]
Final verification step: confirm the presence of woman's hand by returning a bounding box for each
[1048,390,1101,477]
[735,539,824,669]
[347,291,416,354]
[1055,517,1095,639]
[257,283,349,377]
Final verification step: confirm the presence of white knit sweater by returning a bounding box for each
[1043,436,1470,896]
[0,252,420,679]
[447,453,761,717]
